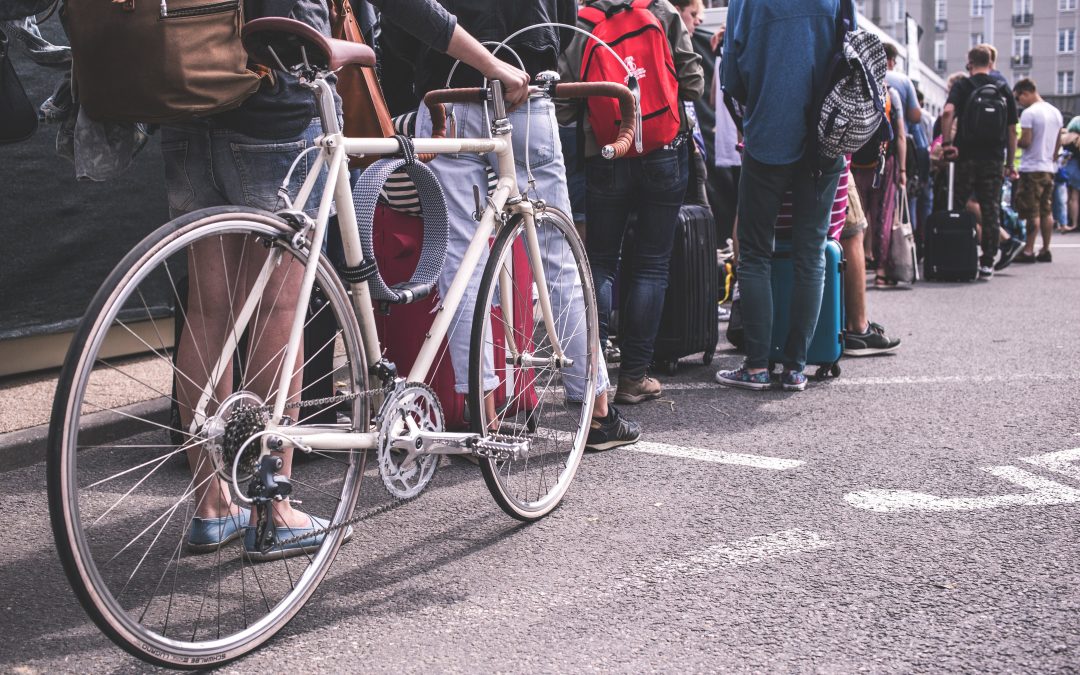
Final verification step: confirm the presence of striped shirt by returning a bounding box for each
[775,159,849,241]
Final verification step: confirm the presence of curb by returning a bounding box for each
[0,398,171,472]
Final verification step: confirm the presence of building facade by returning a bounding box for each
[868,0,1080,117]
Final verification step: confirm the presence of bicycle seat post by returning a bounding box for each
[310,75,342,137]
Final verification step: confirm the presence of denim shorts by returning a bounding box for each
[160,119,325,218]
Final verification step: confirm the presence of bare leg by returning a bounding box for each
[177,235,308,527]
[841,231,869,333]
[1024,213,1039,255]
[1039,211,1053,253]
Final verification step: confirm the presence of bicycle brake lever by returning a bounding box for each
[473,184,483,222]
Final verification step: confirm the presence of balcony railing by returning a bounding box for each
[1012,12,1033,27]
[935,59,948,72]
[1012,54,1033,68]
[935,19,947,32]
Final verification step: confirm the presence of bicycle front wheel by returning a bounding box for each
[469,207,599,521]
[47,207,368,667]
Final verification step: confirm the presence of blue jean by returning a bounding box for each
[1053,175,1069,226]
[161,119,325,218]
[418,98,608,400]
[585,143,689,380]
[737,152,845,372]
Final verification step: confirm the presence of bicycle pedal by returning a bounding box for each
[473,434,531,461]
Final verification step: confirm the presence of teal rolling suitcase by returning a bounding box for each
[769,238,845,380]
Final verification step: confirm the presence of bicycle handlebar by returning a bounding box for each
[422,81,638,160]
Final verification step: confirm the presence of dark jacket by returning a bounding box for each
[385,0,577,98]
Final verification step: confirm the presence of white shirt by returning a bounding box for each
[1019,100,1064,173]
[713,57,742,168]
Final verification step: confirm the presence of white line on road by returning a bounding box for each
[630,440,804,471]
[1021,447,1080,482]
[844,466,1080,512]
[659,373,1079,391]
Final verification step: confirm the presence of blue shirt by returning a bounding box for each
[721,0,848,165]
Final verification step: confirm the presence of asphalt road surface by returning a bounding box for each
[4,247,1080,672]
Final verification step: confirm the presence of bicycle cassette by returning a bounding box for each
[376,383,444,500]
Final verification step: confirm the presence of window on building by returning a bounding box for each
[1014,34,1032,58]
[971,32,985,48]
[1014,0,1033,13]
[1061,0,1078,11]
[1058,70,1075,94]
[935,38,947,70]
[890,0,905,23]
[1060,28,1077,53]
[936,0,946,21]
[971,0,984,17]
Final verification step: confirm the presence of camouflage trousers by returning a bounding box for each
[954,159,1005,267]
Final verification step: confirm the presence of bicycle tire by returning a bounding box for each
[469,207,599,521]
[47,206,368,668]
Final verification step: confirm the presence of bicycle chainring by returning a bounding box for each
[376,382,444,500]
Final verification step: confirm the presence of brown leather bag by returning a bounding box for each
[64,0,271,123]
[328,0,394,168]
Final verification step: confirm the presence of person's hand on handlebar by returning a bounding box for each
[481,60,530,109]
[443,24,530,109]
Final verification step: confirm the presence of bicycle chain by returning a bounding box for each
[248,393,529,549]
[268,432,524,549]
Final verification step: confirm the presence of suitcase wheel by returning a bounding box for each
[664,360,679,376]
[702,349,714,366]
[814,363,841,381]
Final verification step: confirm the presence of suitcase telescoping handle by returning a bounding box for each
[947,161,955,212]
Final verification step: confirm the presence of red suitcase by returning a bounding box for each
[372,204,537,430]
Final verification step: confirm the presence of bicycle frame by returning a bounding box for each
[195,76,570,468]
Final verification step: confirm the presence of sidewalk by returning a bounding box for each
[0,356,168,471]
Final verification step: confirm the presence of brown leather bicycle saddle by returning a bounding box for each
[242,17,375,72]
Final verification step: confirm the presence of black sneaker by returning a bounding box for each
[995,238,1025,271]
[585,406,641,451]
[978,265,994,278]
[844,322,901,356]
[1036,249,1053,263]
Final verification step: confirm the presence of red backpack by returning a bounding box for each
[578,0,681,156]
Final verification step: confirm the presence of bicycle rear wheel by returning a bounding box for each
[469,207,599,521]
[47,207,368,667]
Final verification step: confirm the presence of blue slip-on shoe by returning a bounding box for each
[187,507,251,554]
[714,366,772,391]
[243,514,354,563]
[781,370,808,392]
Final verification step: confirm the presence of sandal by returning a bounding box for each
[874,276,898,288]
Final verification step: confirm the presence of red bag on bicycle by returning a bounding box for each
[372,204,537,430]
[578,0,680,156]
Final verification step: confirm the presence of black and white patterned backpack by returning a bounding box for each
[815,1,889,160]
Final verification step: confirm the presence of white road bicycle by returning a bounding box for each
[46,18,638,669]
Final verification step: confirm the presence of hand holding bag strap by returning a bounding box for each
[329,0,394,168]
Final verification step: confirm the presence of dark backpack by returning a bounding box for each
[578,0,681,156]
[961,81,1008,145]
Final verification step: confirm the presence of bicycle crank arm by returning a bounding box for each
[401,431,532,462]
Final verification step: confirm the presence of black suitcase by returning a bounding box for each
[924,163,979,281]
[620,148,720,374]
